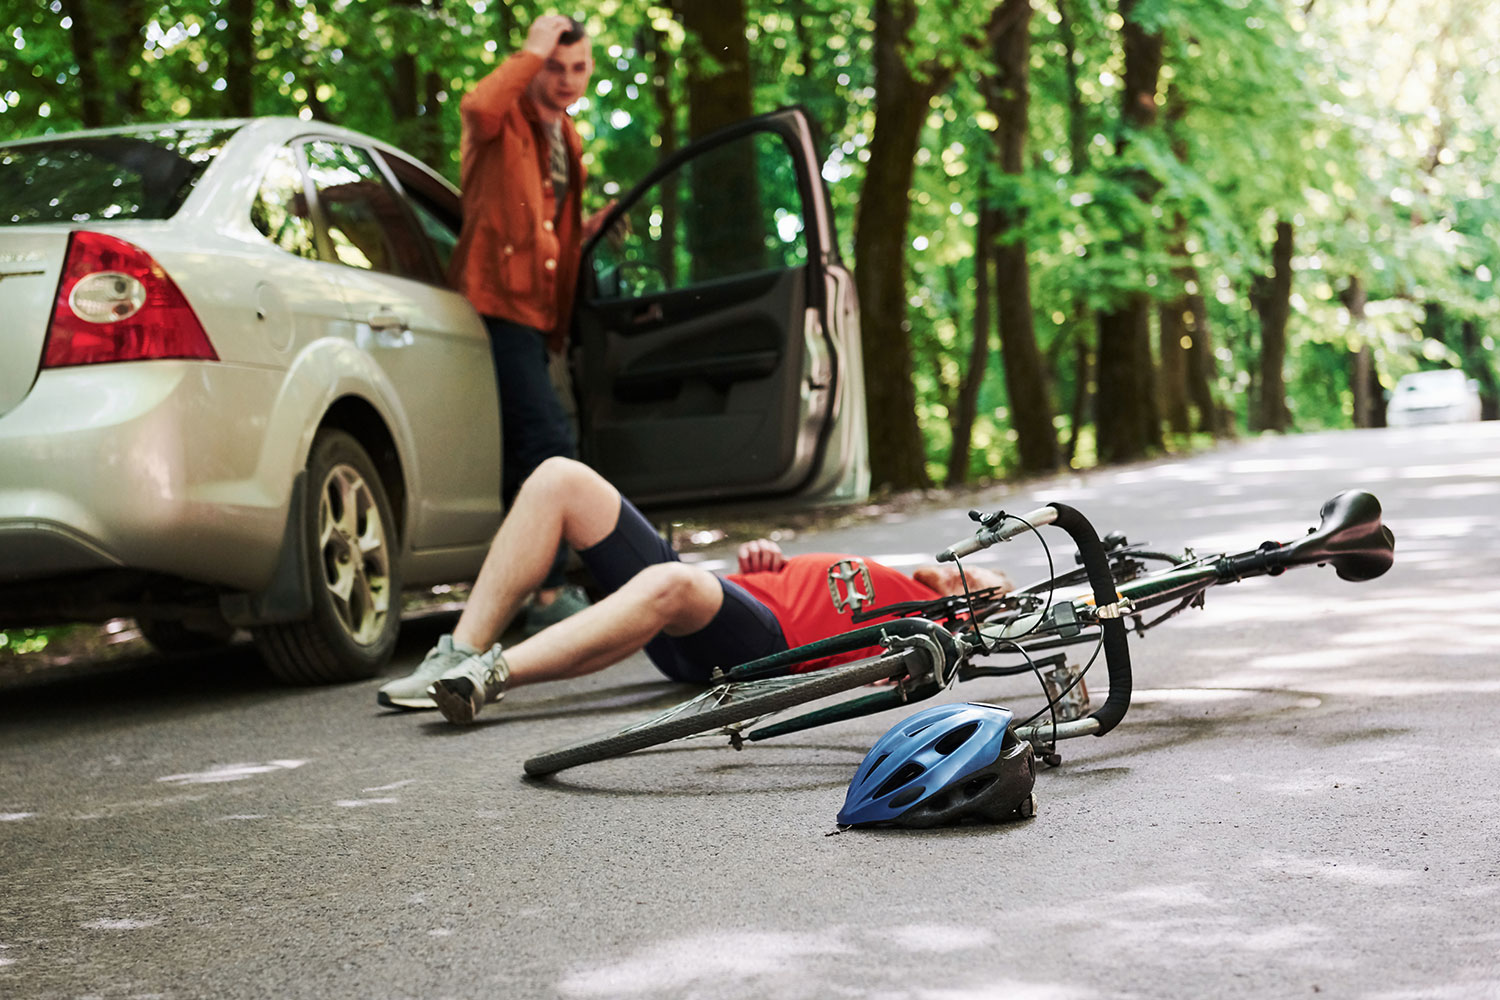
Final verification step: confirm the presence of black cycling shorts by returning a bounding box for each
[576,496,789,683]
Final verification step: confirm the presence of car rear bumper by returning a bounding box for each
[1386,405,1476,427]
[0,361,291,590]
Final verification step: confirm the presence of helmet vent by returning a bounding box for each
[860,753,890,784]
[888,786,924,809]
[962,773,997,798]
[933,721,980,756]
[874,761,926,799]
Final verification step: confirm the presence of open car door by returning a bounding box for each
[572,108,868,508]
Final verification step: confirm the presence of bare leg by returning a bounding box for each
[450,456,724,686]
[503,561,724,688]
[450,457,622,650]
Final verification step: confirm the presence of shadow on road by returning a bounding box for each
[0,610,463,727]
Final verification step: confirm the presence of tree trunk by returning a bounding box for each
[1253,219,1295,432]
[947,205,995,486]
[1157,83,1204,437]
[1157,295,1191,435]
[855,0,1025,489]
[1057,0,1091,463]
[1342,276,1378,428]
[1094,0,1164,464]
[1066,329,1091,463]
[60,0,105,127]
[102,0,146,119]
[853,0,946,490]
[672,0,761,284]
[1183,282,1223,434]
[646,24,680,289]
[225,0,256,117]
[1461,319,1498,420]
[1056,0,1090,173]
[985,0,1057,474]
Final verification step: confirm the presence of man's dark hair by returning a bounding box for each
[559,17,585,44]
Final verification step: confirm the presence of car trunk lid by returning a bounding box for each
[0,230,68,416]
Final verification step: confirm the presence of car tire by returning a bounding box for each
[253,429,402,684]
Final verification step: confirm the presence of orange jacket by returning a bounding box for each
[449,51,585,350]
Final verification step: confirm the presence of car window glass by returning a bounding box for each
[303,140,432,281]
[250,146,319,259]
[592,130,808,298]
[0,126,232,225]
[404,196,458,277]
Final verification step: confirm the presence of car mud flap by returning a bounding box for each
[219,472,314,626]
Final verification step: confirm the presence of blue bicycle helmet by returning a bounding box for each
[837,703,1036,828]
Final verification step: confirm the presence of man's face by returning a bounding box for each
[530,37,593,115]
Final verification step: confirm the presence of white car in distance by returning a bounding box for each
[1385,369,1483,427]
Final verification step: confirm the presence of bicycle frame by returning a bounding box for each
[731,490,1395,750]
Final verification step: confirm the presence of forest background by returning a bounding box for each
[2,0,1498,494]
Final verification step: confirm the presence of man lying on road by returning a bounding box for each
[378,457,1013,725]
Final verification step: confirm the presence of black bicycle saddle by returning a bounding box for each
[1276,489,1395,582]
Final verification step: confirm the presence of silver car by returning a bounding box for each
[0,111,867,682]
[1385,369,1483,427]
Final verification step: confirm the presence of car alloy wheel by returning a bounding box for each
[317,460,391,646]
[253,429,403,684]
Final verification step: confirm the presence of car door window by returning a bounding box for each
[303,140,433,282]
[376,150,463,280]
[591,131,808,299]
[250,145,319,259]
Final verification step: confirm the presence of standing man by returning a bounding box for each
[448,13,613,635]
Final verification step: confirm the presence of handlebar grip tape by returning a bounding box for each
[1046,502,1132,736]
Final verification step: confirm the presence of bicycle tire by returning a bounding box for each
[523,651,915,776]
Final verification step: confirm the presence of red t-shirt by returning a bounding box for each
[726,554,939,672]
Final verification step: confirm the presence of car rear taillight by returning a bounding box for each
[42,230,218,367]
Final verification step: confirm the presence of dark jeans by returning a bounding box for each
[485,315,576,589]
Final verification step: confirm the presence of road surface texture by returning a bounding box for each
[3,424,1497,999]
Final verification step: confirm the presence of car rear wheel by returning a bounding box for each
[253,429,402,684]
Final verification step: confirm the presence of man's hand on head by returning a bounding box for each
[523,13,576,57]
[737,539,787,574]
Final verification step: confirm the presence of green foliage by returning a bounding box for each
[2,0,1496,485]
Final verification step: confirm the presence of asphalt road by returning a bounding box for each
[3,424,1498,999]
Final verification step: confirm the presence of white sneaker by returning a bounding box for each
[429,644,511,725]
[377,634,476,710]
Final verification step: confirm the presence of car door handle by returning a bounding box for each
[368,310,408,333]
[632,302,664,325]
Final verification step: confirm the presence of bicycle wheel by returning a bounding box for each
[523,651,914,776]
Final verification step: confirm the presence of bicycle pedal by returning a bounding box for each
[1043,661,1091,722]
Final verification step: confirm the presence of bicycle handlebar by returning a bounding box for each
[939,502,1133,736]
[936,505,1057,562]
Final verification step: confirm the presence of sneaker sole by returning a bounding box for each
[376,690,437,711]
[431,678,480,725]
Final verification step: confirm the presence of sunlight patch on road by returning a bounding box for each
[1259,853,1418,887]
[885,924,993,953]
[1312,678,1500,698]
[80,917,163,930]
[156,760,307,785]
[558,930,852,996]
[1132,688,1324,710]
